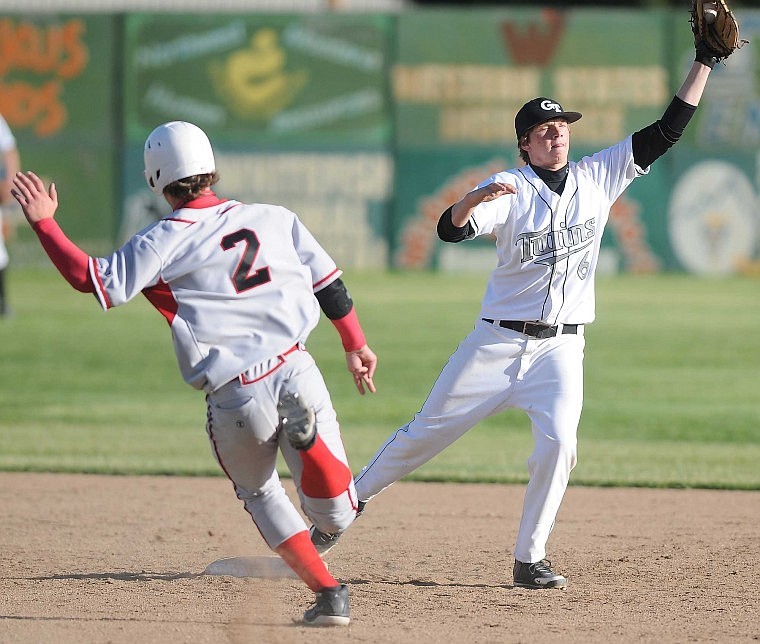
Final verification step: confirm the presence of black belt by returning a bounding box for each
[482,318,579,339]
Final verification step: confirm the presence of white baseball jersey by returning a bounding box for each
[90,196,341,392]
[469,135,647,325]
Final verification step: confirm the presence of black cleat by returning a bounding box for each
[303,584,350,626]
[513,559,568,589]
[308,500,366,556]
[309,525,342,556]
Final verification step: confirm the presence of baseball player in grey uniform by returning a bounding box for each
[341,41,720,589]
[11,121,377,626]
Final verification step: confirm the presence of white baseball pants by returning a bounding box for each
[206,348,356,549]
[355,319,585,563]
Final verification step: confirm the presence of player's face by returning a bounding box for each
[522,119,570,170]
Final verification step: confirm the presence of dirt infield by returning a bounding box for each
[1,472,758,643]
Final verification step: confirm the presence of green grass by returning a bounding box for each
[1,267,758,489]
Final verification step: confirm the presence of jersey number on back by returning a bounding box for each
[221,229,272,293]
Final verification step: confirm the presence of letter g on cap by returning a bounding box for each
[540,100,562,113]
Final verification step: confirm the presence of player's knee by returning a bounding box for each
[312,508,355,535]
[565,442,578,471]
[305,493,356,535]
[532,439,577,472]
[553,440,577,467]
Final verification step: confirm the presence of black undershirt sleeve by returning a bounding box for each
[631,95,697,170]
[437,206,474,243]
[315,278,353,320]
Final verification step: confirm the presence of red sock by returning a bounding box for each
[275,531,338,592]
[299,435,352,498]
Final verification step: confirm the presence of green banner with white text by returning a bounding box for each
[1,8,759,274]
[120,13,393,269]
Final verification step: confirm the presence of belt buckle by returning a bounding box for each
[523,321,557,339]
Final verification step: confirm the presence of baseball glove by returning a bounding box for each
[690,0,746,62]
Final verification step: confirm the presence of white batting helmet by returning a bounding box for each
[143,121,216,195]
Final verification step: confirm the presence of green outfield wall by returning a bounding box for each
[2,8,759,274]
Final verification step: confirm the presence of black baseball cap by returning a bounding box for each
[515,97,582,140]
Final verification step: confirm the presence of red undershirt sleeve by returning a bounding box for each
[330,308,366,352]
[32,218,94,293]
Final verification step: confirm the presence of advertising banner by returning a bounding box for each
[665,9,760,274]
[121,13,394,268]
[390,8,740,273]
[123,13,391,146]
[0,14,118,252]
[6,9,756,273]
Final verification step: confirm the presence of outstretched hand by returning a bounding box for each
[451,181,517,227]
[474,181,518,204]
[11,171,58,226]
[345,344,377,395]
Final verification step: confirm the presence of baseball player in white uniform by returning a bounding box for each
[11,121,377,627]
[0,114,20,316]
[347,48,718,589]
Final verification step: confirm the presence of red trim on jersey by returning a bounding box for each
[162,217,197,225]
[313,268,340,290]
[219,202,241,215]
[331,308,366,352]
[239,344,301,385]
[90,260,113,309]
[142,279,178,325]
[174,190,227,210]
[165,192,235,224]
[32,218,94,292]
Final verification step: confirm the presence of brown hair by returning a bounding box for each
[163,171,220,200]
[518,135,530,164]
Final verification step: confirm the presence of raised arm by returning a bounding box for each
[12,171,93,292]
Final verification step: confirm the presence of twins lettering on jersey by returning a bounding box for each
[515,218,596,277]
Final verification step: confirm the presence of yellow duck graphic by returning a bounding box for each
[212,28,308,120]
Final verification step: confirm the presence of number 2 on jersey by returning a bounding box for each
[221,229,272,293]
